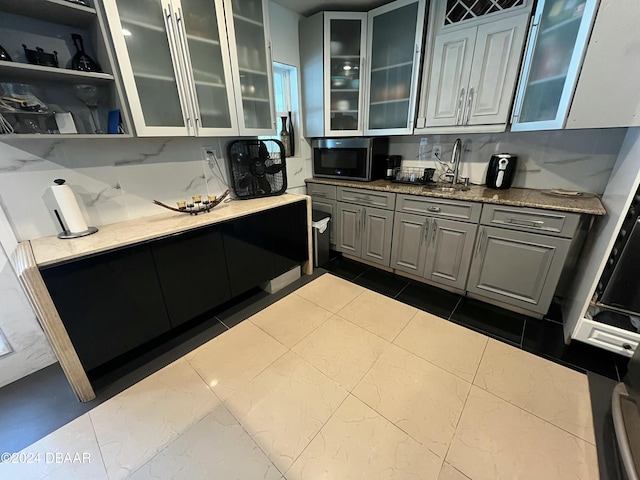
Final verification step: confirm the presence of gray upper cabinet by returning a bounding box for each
[510,0,598,131]
[300,0,425,138]
[425,218,477,290]
[299,12,367,138]
[103,0,274,137]
[422,13,529,130]
[416,0,531,132]
[365,0,426,135]
[466,225,571,314]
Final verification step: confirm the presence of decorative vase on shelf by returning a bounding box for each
[288,111,295,157]
[279,116,291,158]
[71,34,102,72]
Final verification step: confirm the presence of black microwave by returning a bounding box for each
[312,137,389,181]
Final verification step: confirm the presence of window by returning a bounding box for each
[260,61,300,157]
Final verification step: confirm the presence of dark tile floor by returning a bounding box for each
[0,256,631,457]
[324,255,631,382]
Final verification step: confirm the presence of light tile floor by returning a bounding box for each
[0,273,599,480]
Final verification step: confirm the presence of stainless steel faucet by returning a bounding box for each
[449,138,463,185]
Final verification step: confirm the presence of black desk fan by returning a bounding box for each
[227,139,287,199]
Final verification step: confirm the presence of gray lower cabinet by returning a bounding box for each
[466,226,571,315]
[336,201,394,267]
[307,183,338,247]
[361,207,394,266]
[312,197,337,246]
[336,202,362,257]
[391,212,429,277]
[425,218,478,290]
[391,212,476,290]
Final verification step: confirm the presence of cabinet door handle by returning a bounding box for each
[175,7,202,132]
[163,7,191,129]
[623,343,633,350]
[355,208,361,240]
[475,228,485,259]
[507,218,544,228]
[362,208,366,233]
[465,87,474,125]
[421,218,430,248]
[456,88,465,126]
[427,206,441,213]
[431,219,437,247]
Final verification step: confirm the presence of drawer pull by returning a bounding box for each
[428,206,441,213]
[623,343,633,350]
[506,218,544,228]
[311,191,327,197]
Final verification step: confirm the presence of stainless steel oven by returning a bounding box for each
[312,137,388,181]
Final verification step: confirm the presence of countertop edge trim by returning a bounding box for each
[12,242,95,402]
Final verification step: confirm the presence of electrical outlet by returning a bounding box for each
[432,144,442,160]
[202,145,219,160]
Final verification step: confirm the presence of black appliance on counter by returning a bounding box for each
[486,154,517,189]
[312,137,388,181]
[381,155,402,180]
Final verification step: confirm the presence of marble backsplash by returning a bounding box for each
[391,129,627,194]
[0,137,311,241]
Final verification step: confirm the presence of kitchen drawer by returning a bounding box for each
[574,318,639,357]
[480,205,580,238]
[395,194,481,223]
[307,183,337,200]
[337,187,396,210]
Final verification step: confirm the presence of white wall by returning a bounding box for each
[391,128,628,194]
[269,0,313,195]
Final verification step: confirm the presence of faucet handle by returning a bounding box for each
[460,177,470,187]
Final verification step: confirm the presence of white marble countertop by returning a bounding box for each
[30,194,308,267]
[305,178,606,216]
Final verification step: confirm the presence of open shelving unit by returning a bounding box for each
[0,0,131,138]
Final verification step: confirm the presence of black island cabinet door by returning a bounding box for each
[271,201,309,276]
[221,201,309,296]
[151,226,231,328]
[221,209,276,297]
[40,245,172,372]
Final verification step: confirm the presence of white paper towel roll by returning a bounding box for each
[51,183,88,233]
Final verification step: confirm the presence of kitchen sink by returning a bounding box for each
[424,183,470,193]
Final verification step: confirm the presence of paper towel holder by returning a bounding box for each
[53,179,99,240]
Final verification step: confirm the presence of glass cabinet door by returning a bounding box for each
[225,0,275,135]
[105,0,190,136]
[177,0,238,134]
[365,0,426,135]
[325,13,366,136]
[511,0,597,131]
